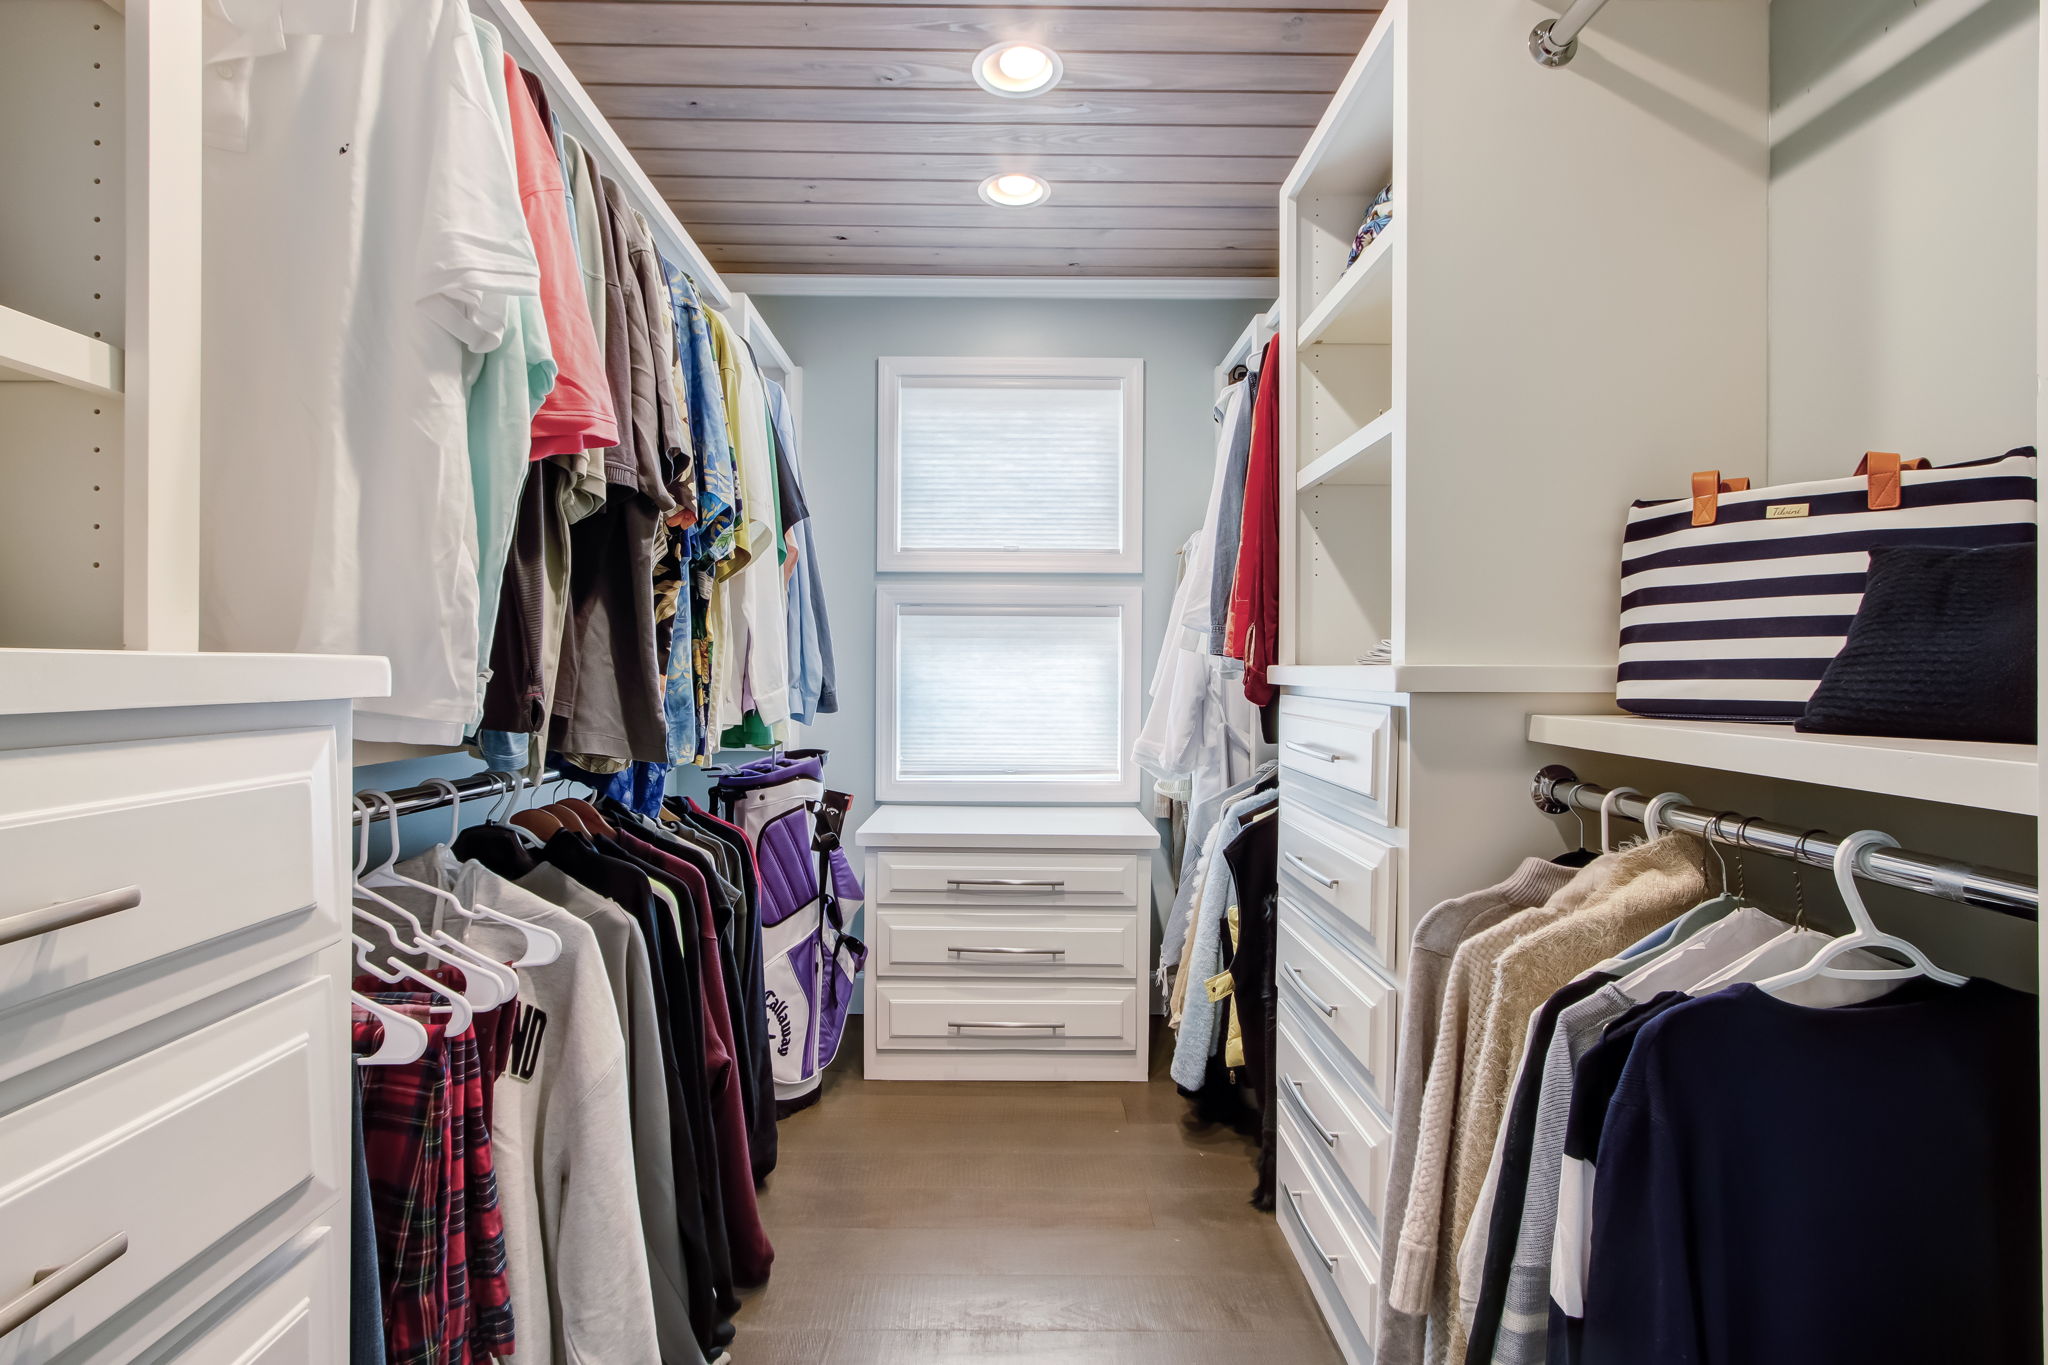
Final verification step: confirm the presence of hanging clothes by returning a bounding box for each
[201,0,540,745]
[1225,333,1282,705]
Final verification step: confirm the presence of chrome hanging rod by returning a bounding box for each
[1530,765,2038,918]
[1529,0,1613,67]
[350,767,570,826]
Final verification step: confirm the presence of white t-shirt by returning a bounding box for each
[201,0,539,744]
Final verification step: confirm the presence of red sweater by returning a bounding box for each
[1226,334,1282,704]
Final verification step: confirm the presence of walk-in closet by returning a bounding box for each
[0,0,2041,1362]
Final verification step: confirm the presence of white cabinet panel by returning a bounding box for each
[873,850,1142,909]
[875,908,1141,978]
[1279,801,1400,974]
[1276,901,1398,1103]
[1278,695,1396,823]
[0,979,341,1363]
[0,729,338,1029]
[1279,1007,1393,1241]
[874,983,1141,1053]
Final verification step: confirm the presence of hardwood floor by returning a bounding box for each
[739,1021,1344,1364]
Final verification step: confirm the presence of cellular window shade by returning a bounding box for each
[897,381,1125,555]
[896,609,1124,782]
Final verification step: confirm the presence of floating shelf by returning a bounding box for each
[0,304,122,397]
[1298,226,1395,347]
[1528,712,2039,816]
[1298,409,1395,489]
[1270,663,1619,694]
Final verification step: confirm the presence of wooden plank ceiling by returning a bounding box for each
[529,0,1382,278]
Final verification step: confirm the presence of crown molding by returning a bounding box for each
[724,274,1278,301]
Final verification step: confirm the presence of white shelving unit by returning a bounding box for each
[0,0,797,664]
[1529,713,2040,817]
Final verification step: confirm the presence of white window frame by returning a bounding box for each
[876,356,1145,574]
[875,580,1145,805]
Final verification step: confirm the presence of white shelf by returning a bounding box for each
[0,649,390,717]
[1270,663,1618,694]
[1298,225,1396,347]
[1299,409,1395,488]
[1528,713,2039,816]
[0,304,122,396]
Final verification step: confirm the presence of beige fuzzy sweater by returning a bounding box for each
[1389,835,1716,1364]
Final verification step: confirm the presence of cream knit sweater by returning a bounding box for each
[1391,834,1717,1365]
[1385,855,1621,1320]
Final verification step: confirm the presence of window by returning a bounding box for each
[876,582,1143,804]
[877,356,1144,574]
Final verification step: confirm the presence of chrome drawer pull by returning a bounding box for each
[948,946,1067,958]
[0,1232,128,1339]
[948,1020,1066,1033]
[946,878,1066,892]
[1285,963,1339,1017]
[0,887,141,950]
[1284,1188,1340,1271]
[1285,1074,1342,1147]
[1284,740,1346,763]
[1283,852,1340,889]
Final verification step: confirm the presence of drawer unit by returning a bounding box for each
[872,849,1143,909]
[1278,1112,1383,1365]
[874,982,1141,1053]
[0,729,340,1025]
[1277,899,1399,1102]
[874,908,1141,978]
[1279,1003,1394,1241]
[859,805,1159,1082]
[144,1227,343,1365]
[0,978,343,1363]
[1279,800,1400,974]
[1277,694,1397,824]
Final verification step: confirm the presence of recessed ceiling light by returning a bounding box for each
[979,172,1051,208]
[973,42,1063,98]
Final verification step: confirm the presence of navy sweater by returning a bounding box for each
[1578,979,2040,1365]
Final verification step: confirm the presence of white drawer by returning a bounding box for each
[874,908,1140,978]
[1277,695,1396,822]
[1279,1009,1393,1241]
[143,1227,342,1365]
[874,982,1140,1053]
[1278,803,1399,975]
[0,978,343,1363]
[0,730,339,1025]
[1278,1117,1382,1360]
[873,850,1141,909]
[1276,900,1398,1102]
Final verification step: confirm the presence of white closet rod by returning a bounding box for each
[473,0,734,312]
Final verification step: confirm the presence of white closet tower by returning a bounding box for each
[1263,0,2041,1358]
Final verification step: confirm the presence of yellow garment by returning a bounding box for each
[1220,903,1244,1069]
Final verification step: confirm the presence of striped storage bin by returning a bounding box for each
[1617,449,2037,722]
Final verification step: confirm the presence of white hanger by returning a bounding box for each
[348,797,499,1011]
[488,770,549,849]
[352,932,474,1036]
[420,777,563,967]
[1599,785,1640,853]
[1641,791,1690,841]
[1755,830,1967,993]
[358,790,521,1003]
[351,990,431,1066]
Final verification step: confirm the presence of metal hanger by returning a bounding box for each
[350,990,431,1066]
[1756,830,1967,993]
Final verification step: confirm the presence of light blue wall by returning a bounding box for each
[749,292,1261,820]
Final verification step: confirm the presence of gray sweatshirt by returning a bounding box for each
[392,848,662,1365]
[517,860,706,1365]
